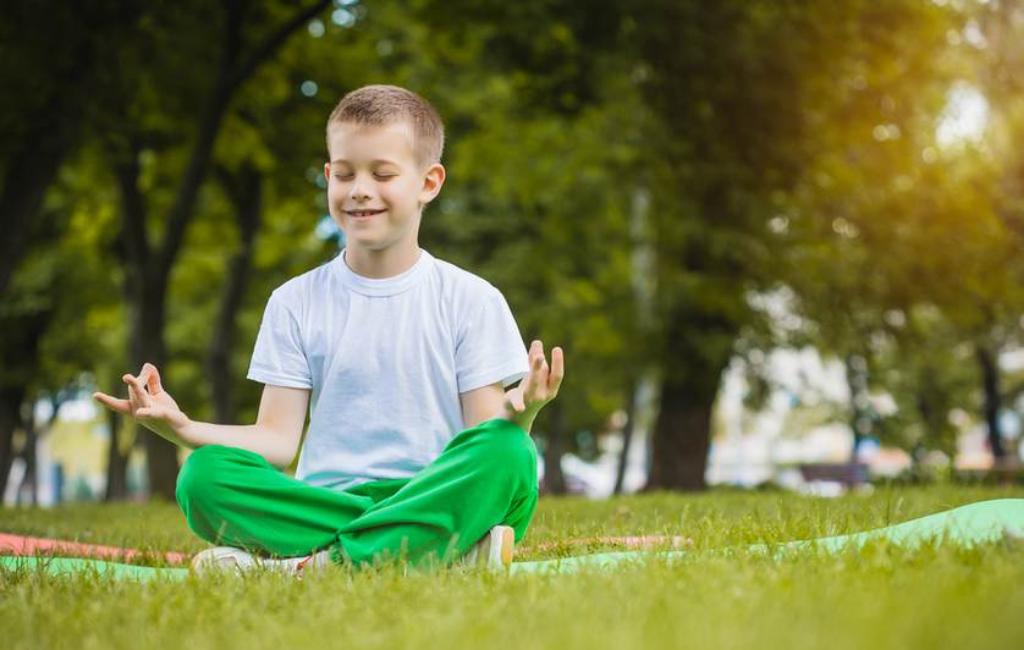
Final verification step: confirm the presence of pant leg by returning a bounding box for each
[336,418,539,567]
[175,444,406,557]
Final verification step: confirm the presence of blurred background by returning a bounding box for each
[1,0,1022,506]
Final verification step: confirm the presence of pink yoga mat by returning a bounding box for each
[0,533,188,565]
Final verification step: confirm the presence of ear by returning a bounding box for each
[418,163,446,205]
[324,162,331,182]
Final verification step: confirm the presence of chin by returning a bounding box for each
[347,236,391,252]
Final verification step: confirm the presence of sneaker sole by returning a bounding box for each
[478,525,514,569]
[190,547,256,574]
[496,526,514,568]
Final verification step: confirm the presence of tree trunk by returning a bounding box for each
[915,395,936,460]
[976,344,1005,460]
[542,402,568,495]
[617,186,655,495]
[208,166,263,424]
[104,391,130,501]
[15,399,37,505]
[132,286,179,500]
[108,1,331,500]
[645,310,733,491]
[613,380,638,495]
[0,385,26,499]
[844,353,871,462]
[646,378,716,491]
[110,142,176,500]
[0,307,50,497]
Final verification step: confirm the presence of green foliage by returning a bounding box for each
[5,0,1024,489]
[778,0,1024,455]
[0,147,123,393]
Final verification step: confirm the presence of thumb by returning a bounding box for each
[510,390,526,413]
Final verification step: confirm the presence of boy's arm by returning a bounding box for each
[460,340,564,433]
[94,363,308,469]
[461,383,507,429]
[183,384,309,468]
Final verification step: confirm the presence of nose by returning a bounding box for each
[349,175,372,203]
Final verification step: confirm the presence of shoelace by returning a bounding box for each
[293,552,317,580]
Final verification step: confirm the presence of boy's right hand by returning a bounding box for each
[93,363,192,447]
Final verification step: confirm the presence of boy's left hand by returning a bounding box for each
[503,340,564,424]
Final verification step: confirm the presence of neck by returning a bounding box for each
[343,241,422,279]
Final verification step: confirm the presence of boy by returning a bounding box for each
[94,85,564,574]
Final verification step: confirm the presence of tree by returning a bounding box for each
[962,0,1024,461]
[95,0,331,498]
[0,147,124,499]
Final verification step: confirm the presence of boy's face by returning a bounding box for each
[325,120,445,255]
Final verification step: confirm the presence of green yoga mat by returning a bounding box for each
[4,499,1022,581]
[0,555,189,581]
[511,498,1024,574]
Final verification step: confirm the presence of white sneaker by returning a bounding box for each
[190,546,332,577]
[461,525,515,570]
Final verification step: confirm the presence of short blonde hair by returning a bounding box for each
[327,84,445,166]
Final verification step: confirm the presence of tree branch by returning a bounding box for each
[230,0,333,90]
[113,138,151,278]
[155,0,331,281]
[208,162,263,423]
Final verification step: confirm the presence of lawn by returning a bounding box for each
[3,485,1024,650]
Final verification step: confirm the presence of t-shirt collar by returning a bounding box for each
[335,248,433,297]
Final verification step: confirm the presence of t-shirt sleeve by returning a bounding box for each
[246,290,313,389]
[456,287,530,393]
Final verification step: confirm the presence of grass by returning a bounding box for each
[3,485,1024,650]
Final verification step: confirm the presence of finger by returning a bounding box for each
[123,375,141,410]
[548,346,564,392]
[537,345,550,377]
[528,340,542,364]
[124,374,152,408]
[128,385,143,410]
[123,374,140,397]
[93,392,132,415]
[534,340,549,374]
[527,353,545,396]
[142,362,163,395]
[532,352,544,371]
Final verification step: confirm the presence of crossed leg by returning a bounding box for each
[175,418,539,567]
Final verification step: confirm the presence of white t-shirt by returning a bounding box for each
[247,248,529,491]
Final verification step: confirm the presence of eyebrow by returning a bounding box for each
[329,158,402,167]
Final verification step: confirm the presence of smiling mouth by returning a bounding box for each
[346,209,386,218]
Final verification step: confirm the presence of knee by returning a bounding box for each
[473,420,538,482]
[175,445,229,510]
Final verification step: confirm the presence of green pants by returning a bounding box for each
[175,418,539,567]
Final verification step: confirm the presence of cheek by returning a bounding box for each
[327,183,344,205]
[391,179,421,201]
